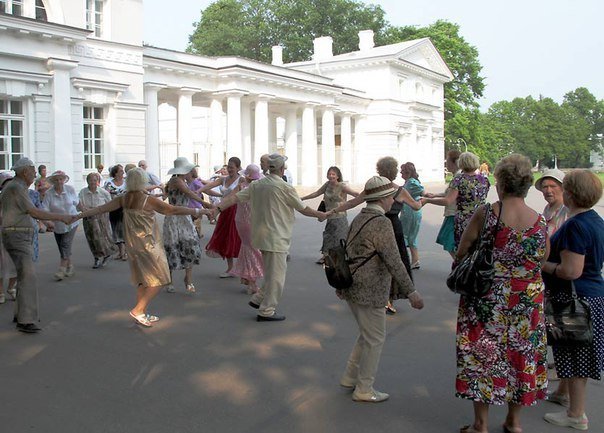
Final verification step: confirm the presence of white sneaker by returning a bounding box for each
[166,284,175,293]
[544,411,588,430]
[54,268,65,281]
[64,265,75,277]
[0,293,5,304]
[352,388,389,403]
[219,272,233,278]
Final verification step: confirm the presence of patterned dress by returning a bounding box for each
[162,187,202,270]
[456,208,548,406]
[230,183,264,281]
[321,181,349,253]
[450,173,490,247]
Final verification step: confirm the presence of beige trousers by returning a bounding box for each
[251,251,288,317]
[341,301,386,393]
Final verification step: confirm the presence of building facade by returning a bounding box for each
[0,0,452,188]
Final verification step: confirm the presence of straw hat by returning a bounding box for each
[535,168,565,191]
[239,164,262,180]
[48,170,70,183]
[363,176,397,201]
[167,157,198,175]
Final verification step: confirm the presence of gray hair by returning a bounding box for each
[458,152,480,172]
[125,167,149,192]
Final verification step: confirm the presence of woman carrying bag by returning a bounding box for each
[541,169,604,431]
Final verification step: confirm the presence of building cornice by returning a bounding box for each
[0,12,91,43]
[0,68,51,85]
[71,77,130,93]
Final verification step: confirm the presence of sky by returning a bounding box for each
[143,0,604,110]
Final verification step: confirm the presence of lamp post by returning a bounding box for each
[456,138,467,152]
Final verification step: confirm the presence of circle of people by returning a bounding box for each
[1,150,602,433]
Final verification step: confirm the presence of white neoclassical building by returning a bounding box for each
[0,0,453,188]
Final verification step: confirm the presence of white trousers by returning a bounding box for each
[250,251,288,317]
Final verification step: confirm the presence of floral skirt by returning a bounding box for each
[83,216,117,258]
[321,217,348,253]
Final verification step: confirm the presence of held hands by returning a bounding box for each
[423,192,435,199]
[63,214,78,225]
[407,291,424,310]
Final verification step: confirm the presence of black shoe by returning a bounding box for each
[12,316,17,323]
[92,258,101,269]
[248,301,260,309]
[16,323,41,333]
[101,255,111,267]
[257,314,286,322]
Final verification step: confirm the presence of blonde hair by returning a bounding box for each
[376,156,398,181]
[458,152,480,172]
[494,154,533,198]
[563,170,603,208]
[125,167,149,192]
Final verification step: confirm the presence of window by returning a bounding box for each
[0,0,24,16]
[0,99,25,171]
[83,106,104,170]
[86,0,103,37]
[35,0,47,21]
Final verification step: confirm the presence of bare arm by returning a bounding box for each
[168,177,210,206]
[301,184,327,201]
[297,206,327,220]
[332,193,364,214]
[146,196,210,217]
[28,208,72,224]
[77,197,123,219]
[422,188,458,207]
[197,177,222,194]
[341,184,360,198]
[543,250,585,280]
[397,188,422,211]
[455,205,486,261]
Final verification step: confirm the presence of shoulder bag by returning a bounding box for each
[324,215,381,290]
[545,281,593,347]
[446,202,502,297]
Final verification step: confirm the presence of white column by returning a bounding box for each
[210,97,224,165]
[226,92,243,158]
[353,115,368,184]
[47,58,77,175]
[268,114,277,153]
[340,113,352,182]
[241,99,252,165]
[285,108,298,185]
[321,107,335,173]
[253,96,270,163]
[301,103,318,185]
[177,88,197,160]
[143,83,165,176]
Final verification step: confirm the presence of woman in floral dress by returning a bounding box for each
[454,154,548,433]
[422,152,490,249]
[400,162,424,269]
[229,164,264,294]
[104,164,127,260]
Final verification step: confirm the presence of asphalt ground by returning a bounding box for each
[0,185,603,433]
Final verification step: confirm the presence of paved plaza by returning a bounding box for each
[1,184,603,433]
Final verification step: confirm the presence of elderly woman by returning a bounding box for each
[422,151,490,249]
[0,172,17,304]
[541,170,604,431]
[104,164,127,260]
[200,157,243,277]
[535,168,568,237]
[301,166,359,264]
[331,157,422,314]
[42,170,80,280]
[400,162,424,269]
[34,164,53,232]
[75,168,211,327]
[78,172,117,269]
[455,154,548,433]
[338,176,423,403]
[163,157,211,293]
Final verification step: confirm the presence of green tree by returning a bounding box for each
[187,0,388,63]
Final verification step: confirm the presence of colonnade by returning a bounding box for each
[144,84,360,185]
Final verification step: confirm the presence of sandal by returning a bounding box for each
[459,426,482,433]
[129,311,152,327]
[121,253,128,261]
[145,314,159,323]
[186,283,196,293]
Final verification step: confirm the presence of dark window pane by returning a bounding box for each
[11,120,22,136]
[94,124,102,138]
[0,119,7,135]
[84,124,91,139]
[0,156,7,171]
[10,101,22,114]
[12,137,22,153]
[0,2,6,14]
[95,155,102,168]
[11,154,22,168]
[83,106,91,119]
[94,140,101,154]
[12,4,22,16]
[94,107,103,119]
[0,137,5,152]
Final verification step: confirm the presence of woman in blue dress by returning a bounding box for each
[399,162,424,269]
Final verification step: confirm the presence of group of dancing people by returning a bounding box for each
[0,151,603,433]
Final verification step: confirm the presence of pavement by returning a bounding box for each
[0,184,603,433]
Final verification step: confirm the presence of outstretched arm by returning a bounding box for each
[297,206,327,220]
[146,196,210,217]
[397,188,422,211]
[422,188,458,207]
[341,184,360,198]
[301,183,327,201]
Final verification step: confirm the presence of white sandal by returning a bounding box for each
[129,311,152,327]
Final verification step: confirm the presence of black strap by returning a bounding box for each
[346,214,383,275]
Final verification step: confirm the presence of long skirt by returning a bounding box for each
[436,215,456,253]
[230,203,263,281]
[321,216,348,253]
[206,205,241,259]
[109,208,125,244]
[83,216,117,259]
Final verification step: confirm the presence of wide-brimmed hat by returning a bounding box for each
[0,171,14,187]
[363,176,397,201]
[48,170,70,183]
[535,168,565,191]
[11,157,35,171]
[268,153,287,170]
[167,157,198,175]
[239,164,262,180]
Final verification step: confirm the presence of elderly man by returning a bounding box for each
[214,153,326,321]
[1,158,72,333]
[535,168,568,236]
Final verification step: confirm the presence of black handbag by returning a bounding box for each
[317,200,326,212]
[545,282,593,347]
[324,216,379,290]
[446,202,502,297]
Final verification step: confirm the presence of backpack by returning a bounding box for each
[324,215,381,290]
